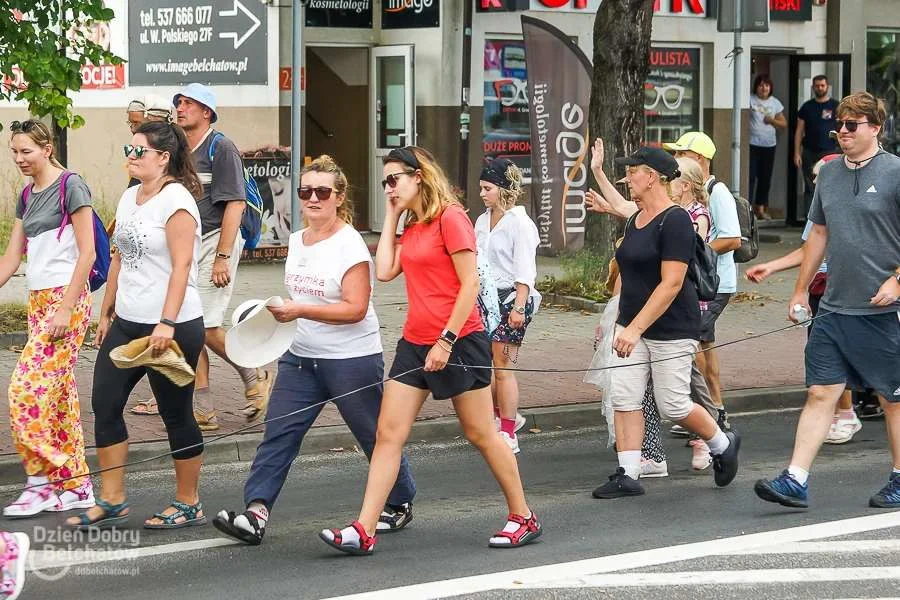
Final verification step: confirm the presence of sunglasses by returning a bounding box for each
[382,171,414,189]
[835,119,868,133]
[10,120,40,133]
[297,186,334,201]
[123,144,164,158]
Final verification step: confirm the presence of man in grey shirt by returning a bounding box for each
[755,91,900,510]
[174,83,273,431]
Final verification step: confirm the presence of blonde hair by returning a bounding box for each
[11,120,65,170]
[384,146,459,226]
[674,157,709,206]
[300,154,353,225]
[630,164,676,199]
[497,163,524,210]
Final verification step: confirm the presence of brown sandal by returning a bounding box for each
[130,399,159,416]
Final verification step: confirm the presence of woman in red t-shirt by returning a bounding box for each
[319,146,541,555]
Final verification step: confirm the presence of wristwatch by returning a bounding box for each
[440,328,458,345]
[513,305,526,314]
[215,252,231,260]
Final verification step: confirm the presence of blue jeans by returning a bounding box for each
[243,351,416,509]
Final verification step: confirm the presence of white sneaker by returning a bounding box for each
[689,439,713,470]
[494,413,527,433]
[500,431,520,455]
[824,416,863,445]
[670,424,690,438]
[640,459,668,478]
[46,479,95,512]
[3,479,57,518]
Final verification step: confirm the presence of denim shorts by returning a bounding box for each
[805,310,900,402]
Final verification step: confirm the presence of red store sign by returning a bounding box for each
[3,64,124,91]
[526,0,707,14]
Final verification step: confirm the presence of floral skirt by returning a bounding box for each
[8,285,91,491]
[490,287,535,346]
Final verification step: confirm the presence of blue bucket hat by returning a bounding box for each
[173,83,218,123]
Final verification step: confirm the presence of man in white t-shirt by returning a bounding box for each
[663,132,741,438]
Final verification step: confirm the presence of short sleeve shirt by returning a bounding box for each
[16,172,92,290]
[191,130,246,235]
[112,182,203,324]
[749,94,785,148]
[285,224,383,359]
[399,204,484,345]
[798,98,840,153]
[615,207,700,341]
[707,179,741,293]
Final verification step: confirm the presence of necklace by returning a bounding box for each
[845,150,882,196]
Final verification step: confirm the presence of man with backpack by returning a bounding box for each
[174,83,273,431]
[663,133,741,441]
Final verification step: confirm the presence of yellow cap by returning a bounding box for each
[662,131,717,160]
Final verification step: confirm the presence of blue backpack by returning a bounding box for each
[208,132,264,250]
[21,172,111,292]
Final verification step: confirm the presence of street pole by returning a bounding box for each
[730,0,742,196]
[290,0,304,232]
[458,0,474,194]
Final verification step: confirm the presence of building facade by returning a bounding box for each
[0,0,897,232]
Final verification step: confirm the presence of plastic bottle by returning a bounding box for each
[792,304,811,328]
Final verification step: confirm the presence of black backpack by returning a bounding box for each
[706,177,759,263]
[626,207,720,302]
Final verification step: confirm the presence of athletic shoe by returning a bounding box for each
[47,479,95,512]
[640,459,668,478]
[494,413,527,433]
[754,470,809,508]
[689,439,712,470]
[669,424,690,438]
[3,480,57,518]
[824,415,862,445]
[376,502,413,533]
[500,431,520,455]
[869,472,900,508]
[592,467,645,499]
[717,409,733,433]
[711,431,740,487]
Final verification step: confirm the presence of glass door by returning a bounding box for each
[786,54,850,224]
[369,45,415,232]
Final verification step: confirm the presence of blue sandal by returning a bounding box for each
[144,500,207,530]
[67,499,129,531]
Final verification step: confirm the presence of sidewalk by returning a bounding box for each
[0,229,810,461]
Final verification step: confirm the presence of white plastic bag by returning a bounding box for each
[584,295,619,447]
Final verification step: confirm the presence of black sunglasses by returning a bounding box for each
[835,119,868,133]
[382,171,414,189]
[123,144,164,158]
[298,186,334,200]
[10,120,40,133]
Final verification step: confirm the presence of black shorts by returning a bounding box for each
[389,332,493,400]
[699,293,732,343]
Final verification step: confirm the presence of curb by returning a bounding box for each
[0,333,26,347]
[0,385,807,485]
[540,292,606,313]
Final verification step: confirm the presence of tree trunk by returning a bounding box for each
[586,0,654,264]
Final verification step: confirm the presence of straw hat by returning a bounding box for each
[109,337,196,387]
[225,296,296,369]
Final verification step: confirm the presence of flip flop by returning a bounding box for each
[130,399,159,416]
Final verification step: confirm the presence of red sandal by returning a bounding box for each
[488,512,542,548]
[318,520,376,555]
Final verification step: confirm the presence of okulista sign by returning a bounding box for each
[382,0,439,28]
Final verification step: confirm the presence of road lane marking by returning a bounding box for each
[26,538,239,572]
[722,540,900,554]
[322,511,900,600]
[518,567,900,588]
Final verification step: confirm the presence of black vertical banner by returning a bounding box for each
[522,16,592,255]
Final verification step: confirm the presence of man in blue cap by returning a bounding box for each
[174,83,273,431]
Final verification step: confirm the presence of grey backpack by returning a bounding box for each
[707,177,759,263]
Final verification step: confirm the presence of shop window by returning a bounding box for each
[483,38,532,179]
[644,47,701,146]
[867,29,900,155]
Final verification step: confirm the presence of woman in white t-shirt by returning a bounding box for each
[474,158,540,455]
[749,74,787,220]
[66,121,207,530]
[0,120,97,519]
[212,155,416,546]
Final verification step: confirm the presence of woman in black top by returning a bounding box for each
[588,147,740,500]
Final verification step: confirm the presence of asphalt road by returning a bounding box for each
[5,407,899,600]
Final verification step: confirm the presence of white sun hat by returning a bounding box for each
[225,296,296,369]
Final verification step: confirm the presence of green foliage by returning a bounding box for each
[0,1,123,130]
[0,302,28,334]
[535,249,610,302]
